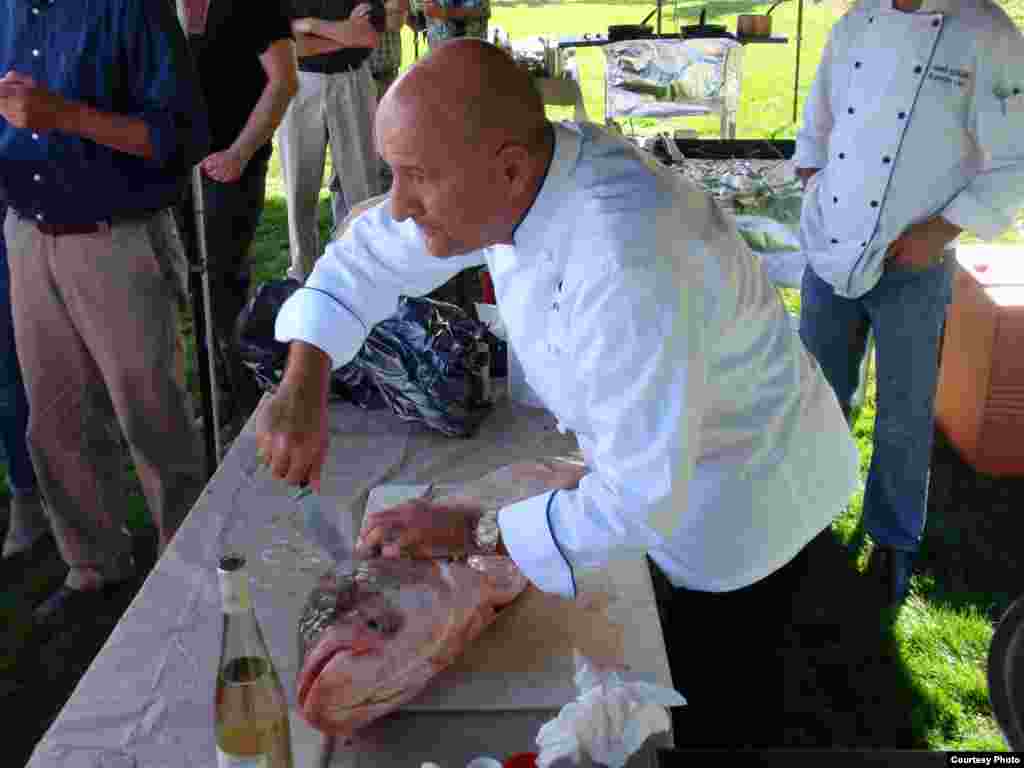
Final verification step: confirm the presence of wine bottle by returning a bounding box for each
[215,554,294,768]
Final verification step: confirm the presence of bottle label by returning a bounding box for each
[216,748,268,768]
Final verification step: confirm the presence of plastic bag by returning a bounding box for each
[234,279,496,437]
[535,652,686,768]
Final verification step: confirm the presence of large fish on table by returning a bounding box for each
[296,555,527,735]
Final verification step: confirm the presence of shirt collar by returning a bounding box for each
[510,121,583,252]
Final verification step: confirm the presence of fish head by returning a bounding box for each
[295,558,455,733]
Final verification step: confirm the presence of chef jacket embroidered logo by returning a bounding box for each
[928,64,972,89]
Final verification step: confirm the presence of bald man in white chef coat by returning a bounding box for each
[794,0,1024,606]
[256,39,861,746]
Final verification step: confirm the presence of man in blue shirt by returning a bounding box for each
[0,0,210,630]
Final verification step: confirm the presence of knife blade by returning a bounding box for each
[293,482,437,571]
[293,482,358,576]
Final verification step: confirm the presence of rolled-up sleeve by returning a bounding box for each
[942,28,1024,240]
[275,200,486,368]
[127,0,210,171]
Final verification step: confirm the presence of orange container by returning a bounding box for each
[934,246,1024,477]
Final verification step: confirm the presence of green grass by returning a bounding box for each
[4,0,1023,752]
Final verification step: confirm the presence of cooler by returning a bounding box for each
[934,244,1024,477]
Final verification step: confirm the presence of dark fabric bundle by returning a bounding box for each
[234,279,495,437]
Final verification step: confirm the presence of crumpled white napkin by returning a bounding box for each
[536,653,686,768]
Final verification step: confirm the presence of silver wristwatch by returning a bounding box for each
[472,509,501,555]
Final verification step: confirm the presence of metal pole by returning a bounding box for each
[793,0,804,123]
[175,0,220,478]
[192,168,224,463]
[657,0,662,35]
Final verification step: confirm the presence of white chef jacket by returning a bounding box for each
[276,121,861,598]
[795,0,1024,299]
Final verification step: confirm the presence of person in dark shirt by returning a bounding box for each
[0,0,209,630]
[183,0,298,437]
[279,0,382,282]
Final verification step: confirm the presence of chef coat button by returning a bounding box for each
[830,238,839,244]
[861,242,867,247]
[854,62,862,69]
[932,18,940,26]
[870,201,879,208]
[838,152,846,159]
[833,196,838,204]
[848,107,855,114]
[882,156,891,164]
[898,111,906,120]
[33,174,41,182]
[914,66,923,74]
[868,16,874,22]
[552,302,559,311]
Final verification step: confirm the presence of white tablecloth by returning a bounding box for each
[27,396,675,768]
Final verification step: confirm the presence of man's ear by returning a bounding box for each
[496,143,532,196]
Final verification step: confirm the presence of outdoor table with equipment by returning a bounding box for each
[26,391,676,768]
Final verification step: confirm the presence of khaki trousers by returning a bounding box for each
[278,64,381,282]
[3,209,205,579]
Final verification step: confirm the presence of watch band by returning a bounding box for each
[472,508,501,555]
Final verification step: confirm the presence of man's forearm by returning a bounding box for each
[231,80,297,167]
[61,100,154,159]
[299,19,364,47]
[294,32,346,58]
[445,7,484,19]
[282,340,334,402]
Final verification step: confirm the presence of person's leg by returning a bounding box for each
[651,535,815,747]
[199,155,270,427]
[798,266,871,424]
[278,71,330,282]
[5,214,135,589]
[325,64,381,233]
[0,209,47,556]
[50,212,205,562]
[859,260,954,562]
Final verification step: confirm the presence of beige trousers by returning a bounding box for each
[3,209,205,580]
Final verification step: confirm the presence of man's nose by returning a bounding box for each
[389,179,422,222]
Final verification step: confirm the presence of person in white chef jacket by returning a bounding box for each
[794,0,1024,606]
[255,39,861,746]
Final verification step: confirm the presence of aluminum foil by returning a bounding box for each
[603,38,743,121]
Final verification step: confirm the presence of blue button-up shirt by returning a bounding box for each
[0,0,210,226]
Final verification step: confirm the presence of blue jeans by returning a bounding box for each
[799,257,954,553]
[0,204,38,494]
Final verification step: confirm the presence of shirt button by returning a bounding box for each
[32,6,40,13]
[35,213,43,221]
[848,107,855,114]
[830,238,839,244]
[32,174,41,182]
[31,133,39,141]
[914,66,923,74]
[882,156,891,164]
[833,196,838,204]
[552,302,559,311]
[838,152,846,159]
[870,200,879,208]
[932,18,940,26]
[32,49,40,57]
[854,61,862,69]
[898,111,907,119]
